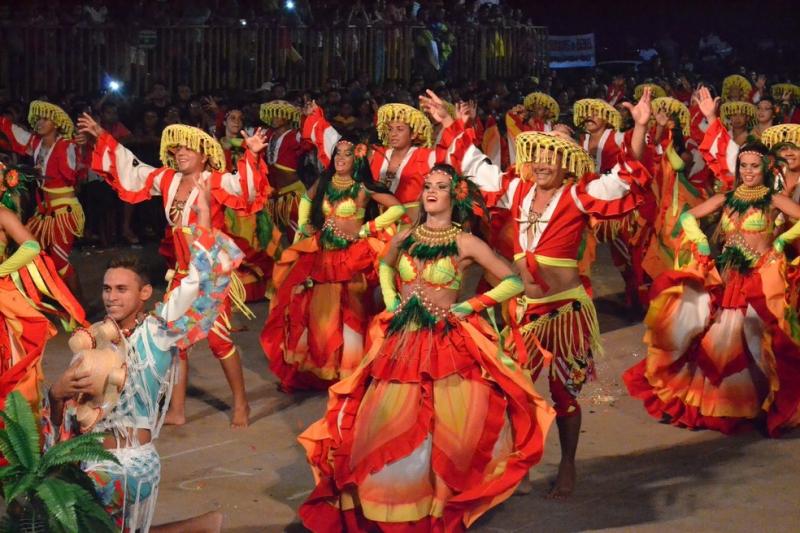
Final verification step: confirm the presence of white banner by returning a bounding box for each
[548,33,596,68]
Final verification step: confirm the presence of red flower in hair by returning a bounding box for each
[5,170,19,188]
[454,179,469,201]
[354,143,368,158]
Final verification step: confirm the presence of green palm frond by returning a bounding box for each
[1,394,38,463]
[40,434,118,471]
[0,432,20,469]
[35,478,79,533]
[75,493,116,531]
[2,472,36,504]
[0,415,37,470]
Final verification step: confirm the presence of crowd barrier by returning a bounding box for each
[0,23,548,99]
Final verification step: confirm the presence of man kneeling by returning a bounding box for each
[48,178,241,532]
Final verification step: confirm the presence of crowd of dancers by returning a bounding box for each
[1,71,800,531]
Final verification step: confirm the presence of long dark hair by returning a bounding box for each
[310,136,389,229]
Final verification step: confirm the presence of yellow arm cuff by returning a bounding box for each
[295,194,312,242]
[0,240,40,276]
[679,212,710,255]
[378,260,400,312]
[775,218,800,253]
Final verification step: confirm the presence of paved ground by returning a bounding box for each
[40,243,800,532]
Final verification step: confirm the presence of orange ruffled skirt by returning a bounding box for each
[298,312,554,532]
[261,236,383,391]
[624,255,800,436]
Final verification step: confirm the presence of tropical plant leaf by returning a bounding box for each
[40,434,118,472]
[0,415,37,471]
[0,393,39,468]
[34,478,79,533]
[75,493,116,532]
[0,430,20,467]
[3,472,37,503]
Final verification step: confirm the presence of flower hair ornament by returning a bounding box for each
[427,165,487,225]
[335,139,370,177]
[0,161,31,212]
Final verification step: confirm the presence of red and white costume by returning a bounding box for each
[0,118,85,276]
[91,132,269,361]
[450,128,650,415]
[303,107,465,206]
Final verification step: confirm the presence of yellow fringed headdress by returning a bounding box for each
[516,131,595,179]
[573,99,622,131]
[259,100,301,128]
[523,92,560,119]
[377,103,434,148]
[27,101,74,139]
[770,83,800,102]
[651,97,690,137]
[720,101,757,127]
[160,124,226,171]
[761,124,800,149]
[634,84,667,100]
[721,74,752,101]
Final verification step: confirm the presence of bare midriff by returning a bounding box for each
[102,428,151,449]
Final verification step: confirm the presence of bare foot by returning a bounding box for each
[514,476,533,496]
[544,461,575,500]
[164,409,186,427]
[230,402,251,428]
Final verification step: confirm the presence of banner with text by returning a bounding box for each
[548,33,596,68]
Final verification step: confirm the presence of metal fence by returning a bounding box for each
[0,24,548,99]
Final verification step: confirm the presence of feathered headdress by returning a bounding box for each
[523,92,560,120]
[573,99,622,131]
[376,103,434,148]
[160,124,226,171]
[515,131,596,179]
[27,101,74,139]
[761,124,800,149]
[720,101,757,128]
[651,97,690,137]
[771,83,800,102]
[259,100,301,128]
[634,83,667,100]
[721,75,752,101]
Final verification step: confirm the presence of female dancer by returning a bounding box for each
[298,164,553,531]
[0,162,85,412]
[261,137,405,391]
[624,107,800,434]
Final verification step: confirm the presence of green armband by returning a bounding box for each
[378,260,400,312]
[359,204,406,238]
[0,240,40,276]
[774,219,800,253]
[452,275,523,315]
[679,212,710,256]
[294,194,312,243]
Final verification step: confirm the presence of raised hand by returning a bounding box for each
[419,89,454,127]
[623,86,652,127]
[696,86,719,121]
[77,112,105,138]
[242,127,269,153]
[456,100,477,125]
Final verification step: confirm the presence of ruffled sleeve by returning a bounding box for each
[92,131,166,203]
[571,154,650,219]
[154,226,244,351]
[699,118,736,191]
[302,106,340,168]
[210,148,270,213]
[0,116,33,155]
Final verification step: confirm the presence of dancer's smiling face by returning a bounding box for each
[422,170,452,216]
[102,267,152,324]
[172,145,208,173]
[738,152,764,187]
[333,141,355,175]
